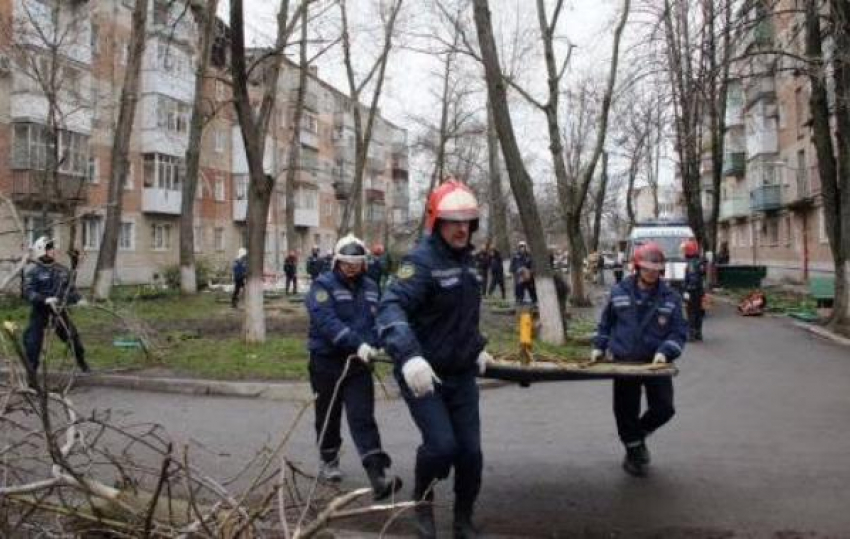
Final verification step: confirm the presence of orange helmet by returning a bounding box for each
[372,243,385,256]
[633,242,666,272]
[681,239,699,257]
[425,178,479,234]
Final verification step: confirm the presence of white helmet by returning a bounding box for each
[237,247,247,258]
[333,233,367,267]
[32,236,54,259]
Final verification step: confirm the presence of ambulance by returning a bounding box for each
[624,221,696,289]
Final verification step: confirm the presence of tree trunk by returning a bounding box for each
[179,0,219,295]
[92,0,148,300]
[473,0,563,344]
[487,100,510,255]
[591,151,608,252]
[283,5,308,257]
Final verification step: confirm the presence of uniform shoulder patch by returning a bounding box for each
[314,289,329,303]
[397,263,416,280]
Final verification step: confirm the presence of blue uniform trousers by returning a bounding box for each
[24,306,86,371]
[613,377,675,445]
[310,366,387,467]
[400,371,482,516]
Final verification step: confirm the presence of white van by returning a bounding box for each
[624,221,696,288]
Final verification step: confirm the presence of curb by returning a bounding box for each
[791,321,850,347]
[2,368,512,401]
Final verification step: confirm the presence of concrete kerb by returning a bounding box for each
[792,321,850,347]
[0,367,511,401]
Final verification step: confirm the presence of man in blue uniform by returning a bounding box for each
[366,243,387,289]
[591,242,687,477]
[231,248,247,308]
[23,236,89,380]
[509,241,536,304]
[378,179,491,539]
[681,239,706,341]
[305,234,402,501]
[306,246,323,282]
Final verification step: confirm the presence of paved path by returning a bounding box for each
[69,304,850,537]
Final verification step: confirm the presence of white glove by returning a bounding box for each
[402,356,441,398]
[590,349,604,363]
[683,292,690,301]
[476,350,492,375]
[44,297,59,307]
[653,352,668,365]
[356,343,377,364]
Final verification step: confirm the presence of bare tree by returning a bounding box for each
[91,0,149,300]
[179,0,221,295]
[337,0,404,238]
[472,0,564,344]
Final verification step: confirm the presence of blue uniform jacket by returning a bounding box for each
[306,269,380,374]
[684,256,705,293]
[509,251,532,276]
[306,255,322,278]
[377,235,486,376]
[233,257,247,281]
[593,275,687,362]
[24,261,80,307]
[366,256,385,286]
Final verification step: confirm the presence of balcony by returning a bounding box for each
[392,193,409,210]
[294,208,319,228]
[746,76,776,107]
[233,198,247,221]
[719,196,749,221]
[300,128,319,149]
[786,166,822,209]
[290,90,318,112]
[726,103,744,127]
[333,181,353,200]
[11,171,87,207]
[723,152,745,176]
[750,184,781,212]
[142,187,182,215]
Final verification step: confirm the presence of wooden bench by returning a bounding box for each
[809,276,835,308]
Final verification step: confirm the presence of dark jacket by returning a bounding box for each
[684,256,706,293]
[593,275,687,362]
[366,255,386,286]
[24,260,80,307]
[233,257,247,281]
[284,255,297,276]
[509,250,533,276]
[306,254,323,279]
[377,235,486,376]
[489,250,504,278]
[306,269,380,375]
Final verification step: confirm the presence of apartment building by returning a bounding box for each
[0,0,410,287]
[715,0,832,282]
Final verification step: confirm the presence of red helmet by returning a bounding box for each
[681,239,699,257]
[372,243,385,256]
[425,178,479,234]
[633,242,666,272]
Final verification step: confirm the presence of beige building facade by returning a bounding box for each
[0,0,410,288]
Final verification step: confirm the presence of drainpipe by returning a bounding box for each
[802,211,809,282]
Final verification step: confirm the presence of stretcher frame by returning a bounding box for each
[482,360,678,383]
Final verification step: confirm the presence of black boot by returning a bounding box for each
[365,461,403,501]
[453,510,479,539]
[623,441,649,477]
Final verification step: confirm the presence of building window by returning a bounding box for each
[82,216,103,250]
[143,153,183,190]
[24,216,56,248]
[784,215,793,247]
[91,23,100,56]
[150,223,172,250]
[216,80,226,101]
[819,206,829,244]
[156,95,191,134]
[86,156,98,184]
[234,174,248,200]
[214,227,225,251]
[119,221,135,251]
[12,124,89,176]
[124,161,134,190]
[301,113,318,133]
[214,129,226,153]
[763,218,778,246]
[194,225,202,252]
[215,175,225,201]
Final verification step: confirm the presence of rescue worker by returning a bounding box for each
[366,243,387,288]
[283,251,298,295]
[590,242,687,477]
[475,244,491,296]
[305,234,402,500]
[509,241,537,304]
[23,236,90,378]
[681,239,705,341]
[306,247,323,282]
[322,249,334,274]
[487,246,506,299]
[378,178,490,539]
[231,248,247,308]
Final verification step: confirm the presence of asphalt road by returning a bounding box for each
[71,303,850,538]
